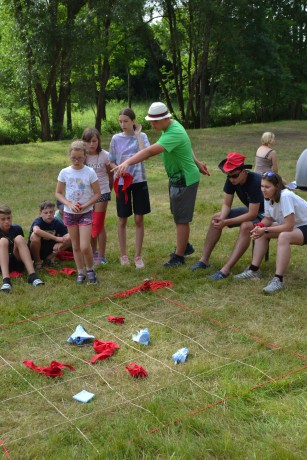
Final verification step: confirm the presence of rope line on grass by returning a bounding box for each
[148,364,307,433]
[0,439,12,459]
[155,293,307,361]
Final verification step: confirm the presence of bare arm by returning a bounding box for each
[269,150,278,173]
[112,143,165,175]
[192,150,210,176]
[32,226,65,242]
[251,213,295,239]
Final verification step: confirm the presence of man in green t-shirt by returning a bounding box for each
[112,102,210,267]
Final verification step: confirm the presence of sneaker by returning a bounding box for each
[207,270,228,281]
[87,270,97,284]
[93,251,101,267]
[100,256,108,265]
[263,276,284,294]
[120,255,130,266]
[190,260,210,271]
[76,274,86,285]
[134,256,145,269]
[234,268,262,280]
[29,276,45,287]
[163,253,185,268]
[1,282,12,293]
[170,243,195,257]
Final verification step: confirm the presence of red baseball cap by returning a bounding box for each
[218,152,252,173]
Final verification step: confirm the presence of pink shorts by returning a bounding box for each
[63,210,93,227]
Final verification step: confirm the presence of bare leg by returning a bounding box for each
[175,223,190,256]
[13,235,36,274]
[220,221,253,275]
[79,225,94,269]
[98,228,107,257]
[29,233,42,264]
[0,238,10,279]
[200,214,223,264]
[275,229,303,276]
[134,214,144,258]
[118,217,128,256]
[68,226,84,271]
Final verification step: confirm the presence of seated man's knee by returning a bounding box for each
[0,238,9,250]
[14,235,26,246]
[240,221,253,233]
[277,232,290,245]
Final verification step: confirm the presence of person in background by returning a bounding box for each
[191,152,264,280]
[234,172,307,293]
[55,140,100,285]
[82,128,113,266]
[112,102,209,268]
[0,205,44,292]
[254,132,278,175]
[109,108,151,269]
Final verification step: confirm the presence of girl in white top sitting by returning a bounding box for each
[234,172,307,293]
[254,132,278,175]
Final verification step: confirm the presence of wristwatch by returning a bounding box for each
[264,228,269,234]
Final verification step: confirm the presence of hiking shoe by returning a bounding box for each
[134,256,145,269]
[170,242,195,257]
[87,270,97,284]
[190,260,210,271]
[28,275,44,287]
[263,277,284,294]
[120,255,130,266]
[234,269,262,280]
[76,274,86,285]
[207,270,228,281]
[163,253,185,268]
[1,282,12,293]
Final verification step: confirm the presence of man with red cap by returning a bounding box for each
[112,102,210,267]
[191,152,264,280]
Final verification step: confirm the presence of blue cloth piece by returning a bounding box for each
[73,390,95,403]
[172,347,189,364]
[132,328,150,345]
[67,324,95,345]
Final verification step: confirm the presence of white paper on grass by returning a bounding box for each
[73,390,95,403]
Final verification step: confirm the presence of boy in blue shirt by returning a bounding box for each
[0,205,44,292]
[29,200,71,269]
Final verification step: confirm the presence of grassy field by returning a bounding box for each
[0,121,306,459]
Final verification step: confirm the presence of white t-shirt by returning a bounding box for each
[264,189,307,227]
[86,150,110,194]
[58,165,98,214]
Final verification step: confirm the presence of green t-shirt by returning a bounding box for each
[157,120,200,186]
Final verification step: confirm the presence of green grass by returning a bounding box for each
[0,121,306,459]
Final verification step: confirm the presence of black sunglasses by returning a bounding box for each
[227,171,242,179]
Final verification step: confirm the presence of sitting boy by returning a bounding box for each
[0,205,44,292]
[29,200,71,269]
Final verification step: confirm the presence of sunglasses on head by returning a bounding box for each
[262,172,276,178]
[227,171,242,179]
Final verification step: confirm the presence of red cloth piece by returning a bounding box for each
[45,268,58,275]
[59,268,77,275]
[55,250,74,260]
[108,316,125,324]
[90,339,120,364]
[125,362,147,378]
[113,278,173,298]
[113,173,134,203]
[91,210,106,237]
[253,222,265,228]
[23,360,75,378]
[9,271,23,278]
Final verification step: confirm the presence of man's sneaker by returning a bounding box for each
[234,268,262,280]
[207,270,228,281]
[28,275,44,287]
[190,260,210,271]
[263,276,284,294]
[1,282,12,293]
[120,255,130,266]
[87,270,97,284]
[134,256,145,269]
[76,274,86,285]
[170,243,195,257]
[163,253,185,268]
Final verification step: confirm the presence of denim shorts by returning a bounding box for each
[63,210,93,227]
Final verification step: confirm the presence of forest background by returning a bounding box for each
[0,0,307,144]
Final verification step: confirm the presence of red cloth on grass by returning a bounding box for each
[23,360,75,378]
[108,316,125,324]
[45,267,76,276]
[9,271,23,278]
[90,340,120,364]
[125,363,147,378]
[55,250,74,260]
[114,173,134,204]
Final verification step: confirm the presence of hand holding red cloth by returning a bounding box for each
[113,173,134,204]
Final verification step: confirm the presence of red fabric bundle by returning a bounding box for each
[253,222,265,228]
[90,340,120,364]
[113,173,134,204]
[45,267,76,276]
[23,360,75,378]
[125,362,147,378]
[55,250,74,260]
[9,271,23,278]
[108,316,125,324]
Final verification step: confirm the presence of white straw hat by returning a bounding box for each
[145,102,172,121]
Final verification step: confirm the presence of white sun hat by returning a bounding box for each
[145,102,172,121]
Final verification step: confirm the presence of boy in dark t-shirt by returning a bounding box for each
[29,200,71,269]
[0,205,44,292]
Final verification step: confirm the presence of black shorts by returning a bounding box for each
[227,206,264,228]
[9,254,24,273]
[116,181,151,218]
[40,241,56,260]
[298,225,307,244]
